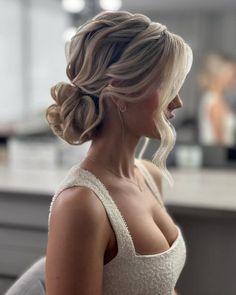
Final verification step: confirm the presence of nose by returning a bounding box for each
[176,95,183,109]
[169,94,183,110]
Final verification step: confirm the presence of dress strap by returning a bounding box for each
[134,158,165,208]
[48,164,135,257]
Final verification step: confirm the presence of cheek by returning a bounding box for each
[146,91,159,107]
[140,94,159,117]
[125,93,160,133]
[129,98,157,118]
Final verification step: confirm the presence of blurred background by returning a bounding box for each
[0,0,236,294]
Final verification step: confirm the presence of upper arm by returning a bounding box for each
[46,186,110,295]
[139,159,163,197]
[208,101,224,142]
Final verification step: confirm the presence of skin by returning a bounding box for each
[46,88,183,295]
[206,63,236,144]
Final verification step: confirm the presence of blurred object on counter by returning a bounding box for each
[201,145,236,168]
[7,137,58,170]
[0,107,91,169]
[6,136,91,170]
[197,52,236,147]
[174,143,236,169]
[56,138,91,168]
[0,109,50,138]
[9,109,50,136]
[175,144,203,169]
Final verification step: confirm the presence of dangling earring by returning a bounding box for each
[119,105,127,112]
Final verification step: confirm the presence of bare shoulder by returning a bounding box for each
[50,186,109,226]
[46,186,110,295]
[138,159,163,196]
[48,186,111,251]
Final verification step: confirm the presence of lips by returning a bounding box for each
[165,112,175,120]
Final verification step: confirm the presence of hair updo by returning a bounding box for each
[46,10,193,186]
[47,82,101,144]
[198,52,235,90]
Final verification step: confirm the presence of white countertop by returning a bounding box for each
[163,168,236,211]
[0,164,68,195]
[0,164,235,211]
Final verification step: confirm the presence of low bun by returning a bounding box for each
[46,82,102,145]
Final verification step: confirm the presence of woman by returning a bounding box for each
[198,52,236,146]
[45,10,193,295]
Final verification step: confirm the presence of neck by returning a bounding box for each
[84,96,143,178]
[85,128,141,179]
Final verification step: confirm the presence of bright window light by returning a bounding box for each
[99,0,122,11]
[62,0,85,13]
[63,27,77,42]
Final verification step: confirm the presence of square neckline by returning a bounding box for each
[76,161,181,259]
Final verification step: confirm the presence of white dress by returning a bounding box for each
[48,158,186,295]
[198,91,236,146]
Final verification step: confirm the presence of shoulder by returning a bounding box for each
[47,186,108,294]
[138,159,163,196]
[49,186,110,244]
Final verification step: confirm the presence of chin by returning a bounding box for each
[150,134,161,140]
[144,129,161,140]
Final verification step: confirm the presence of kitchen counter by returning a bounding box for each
[0,163,235,210]
[163,167,236,211]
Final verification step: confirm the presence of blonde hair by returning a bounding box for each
[46,10,193,187]
[198,52,234,90]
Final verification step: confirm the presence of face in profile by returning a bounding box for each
[124,89,183,140]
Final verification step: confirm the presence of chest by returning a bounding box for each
[104,182,178,264]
